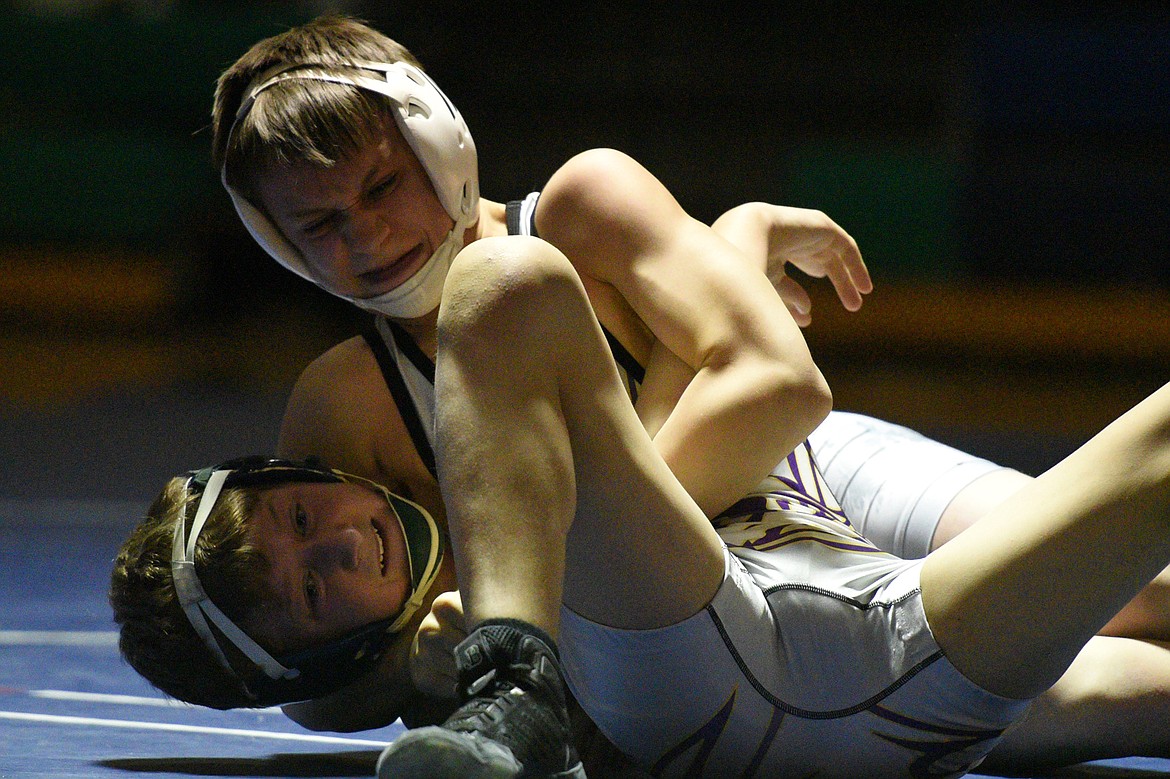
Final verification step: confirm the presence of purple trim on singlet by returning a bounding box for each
[869,704,1008,740]
[704,599,946,720]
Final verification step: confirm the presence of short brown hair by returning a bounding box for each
[109,478,273,709]
[211,15,422,201]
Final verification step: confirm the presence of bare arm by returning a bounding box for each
[538,149,832,516]
[711,202,871,327]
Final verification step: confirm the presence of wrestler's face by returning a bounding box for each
[243,481,411,654]
[254,116,453,301]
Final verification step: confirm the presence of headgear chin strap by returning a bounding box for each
[222,60,479,319]
[170,457,444,706]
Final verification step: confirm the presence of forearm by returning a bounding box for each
[710,202,772,274]
[651,349,831,517]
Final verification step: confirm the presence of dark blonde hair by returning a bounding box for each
[109,478,273,709]
[211,15,422,202]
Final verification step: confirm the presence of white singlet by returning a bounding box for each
[560,442,1031,778]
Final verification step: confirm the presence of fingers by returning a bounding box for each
[409,590,466,699]
[834,233,873,305]
[789,242,871,316]
[827,258,869,312]
[779,212,871,314]
[775,274,813,327]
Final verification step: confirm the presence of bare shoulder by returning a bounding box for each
[538,149,660,228]
[277,334,443,512]
[277,336,389,471]
[280,337,380,438]
[536,148,688,277]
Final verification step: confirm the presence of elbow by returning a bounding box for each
[763,360,832,441]
[793,364,833,434]
[281,700,374,733]
[281,703,334,732]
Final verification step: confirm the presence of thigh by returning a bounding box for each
[986,635,1170,770]
[1101,566,1170,640]
[435,236,726,630]
[920,382,1170,699]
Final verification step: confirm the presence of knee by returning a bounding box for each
[438,235,584,340]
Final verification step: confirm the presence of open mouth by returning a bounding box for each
[359,245,426,293]
[372,519,387,576]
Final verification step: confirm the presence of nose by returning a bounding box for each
[340,206,390,254]
[309,525,363,572]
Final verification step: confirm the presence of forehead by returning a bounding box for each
[254,119,411,211]
[239,81,389,160]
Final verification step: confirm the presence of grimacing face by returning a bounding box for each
[254,115,454,302]
[241,480,412,655]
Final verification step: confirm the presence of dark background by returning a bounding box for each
[2,1,1168,501]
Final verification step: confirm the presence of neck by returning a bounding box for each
[475,198,508,239]
[389,308,439,360]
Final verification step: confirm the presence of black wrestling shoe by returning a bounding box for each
[376,619,586,778]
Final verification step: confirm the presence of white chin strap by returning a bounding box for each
[169,463,444,691]
[170,470,296,685]
[223,60,479,319]
[349,220,463,318]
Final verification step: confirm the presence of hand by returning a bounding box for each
[712,203,872,327]
[409,590,466,700]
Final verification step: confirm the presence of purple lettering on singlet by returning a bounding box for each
[742,706,784,777]
[733,521,881,555]
[870,705,1007,778]
[651,687,738,776]
[785,449,808,493]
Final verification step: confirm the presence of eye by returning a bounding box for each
[367,174,397,200]
[301,213,339,238]
[304,572,320,608]
[292,503,310,535]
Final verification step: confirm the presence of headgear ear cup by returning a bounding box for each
[222,61,479,317]
[387,65,477,223]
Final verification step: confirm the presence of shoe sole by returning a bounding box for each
[376,726,586,778]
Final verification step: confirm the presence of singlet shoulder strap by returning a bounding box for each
[386,319,436,384]
[603,328,645,389]
[361,321,437,478]
[507,191,645,396]
[506,192,541,237]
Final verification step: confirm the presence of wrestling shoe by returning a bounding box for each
[376,619,586,778]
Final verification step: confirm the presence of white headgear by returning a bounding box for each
[222,61,479,319]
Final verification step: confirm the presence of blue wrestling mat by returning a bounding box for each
[1,498,1167,778]
[0,389,1166,778]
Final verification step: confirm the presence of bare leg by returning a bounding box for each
[381,236,728,778]
[985,636,1170,771]
[811,408,1170,766]
[433,235,726,636]
[931,469,1033,549]
[1100,572,1170,639]
[921,382,1170,699]
[936,468,1170,641]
